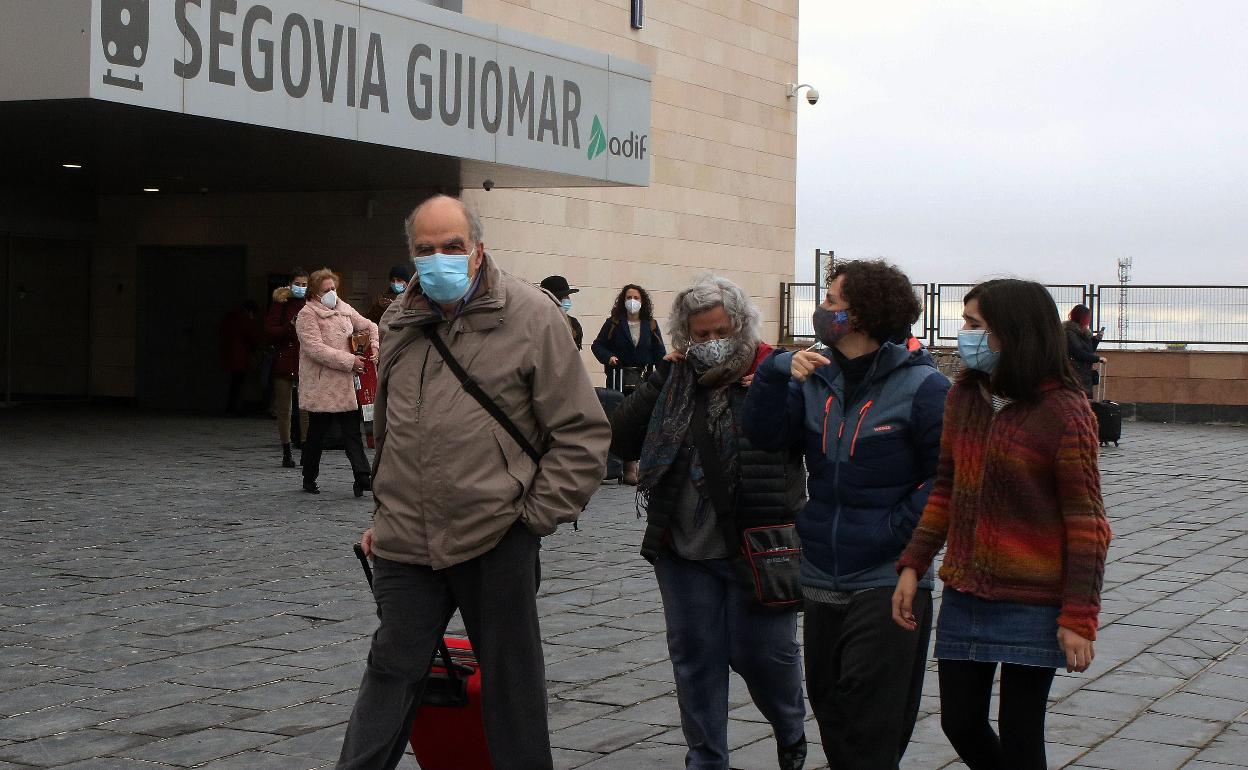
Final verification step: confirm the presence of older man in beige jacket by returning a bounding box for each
[336,195,610,770]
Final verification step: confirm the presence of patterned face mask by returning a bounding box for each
[686,337,736,369]
[812,307,852,346]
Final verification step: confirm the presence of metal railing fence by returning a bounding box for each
[780,282,1248,349]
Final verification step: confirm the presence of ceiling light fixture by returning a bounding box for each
[62,163,83,169]
[142,187,160,193]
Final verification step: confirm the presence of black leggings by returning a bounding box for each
[938,659,1056,770]
[302,410,370,484]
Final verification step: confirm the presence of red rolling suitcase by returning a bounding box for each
[409,638,491,769]
[352,546,491,769]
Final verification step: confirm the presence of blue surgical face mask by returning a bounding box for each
[391,282,407,295]
[291,285,307,299]
[414,252,472,304]
[958,329,1000,374]
[560,298,573,313]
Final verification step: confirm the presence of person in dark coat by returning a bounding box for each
[611,275,808,770]
[1064,304,1105,398]
[539,275,583,349]
[743,259,949,770]
[592,283,667,483]
[220,299,261,416]
[592,283,667,384]
[266,267,309,466]
[365,264,412,324]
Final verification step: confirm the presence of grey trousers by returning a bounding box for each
[335,524,552,770]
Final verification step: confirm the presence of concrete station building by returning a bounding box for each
[1,0,799,409]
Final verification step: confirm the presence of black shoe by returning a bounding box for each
[778,736,806,770]
[353,477,371,498]
[302,480,320,494]
[282,444,296,468]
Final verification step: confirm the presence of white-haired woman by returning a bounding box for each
[611,275,808,770]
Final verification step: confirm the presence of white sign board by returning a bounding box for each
[79,0,650,185]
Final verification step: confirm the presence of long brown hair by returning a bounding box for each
[610,284,654,323]
[958,279,1082,401]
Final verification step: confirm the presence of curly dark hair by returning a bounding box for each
[609,284,654,323]
[828,259,922,342]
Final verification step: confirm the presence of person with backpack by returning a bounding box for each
[743,259,949,769]
[893,279,1112,770]
[592,283,667,484]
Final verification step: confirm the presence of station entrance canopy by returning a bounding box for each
[0,0,652,193]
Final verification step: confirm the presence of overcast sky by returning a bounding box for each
[795,1,1248,287]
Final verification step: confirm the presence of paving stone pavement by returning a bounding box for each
[1,406,1246,769]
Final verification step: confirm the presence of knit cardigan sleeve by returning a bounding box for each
[1054,403,1113,640]
[896,383,961,574]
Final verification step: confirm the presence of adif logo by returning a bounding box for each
[587,115,607,160]
[587,114,648,161]
[101,0,149,91]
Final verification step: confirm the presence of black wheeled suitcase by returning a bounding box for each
[1090,361,1121,447]
[596,387,625,481]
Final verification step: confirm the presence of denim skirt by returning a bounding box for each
[934,588,1066,668]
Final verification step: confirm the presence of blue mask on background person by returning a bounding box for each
[561,298,573,313]
[414,252,472,304]
[958,329,1000,373]
[812,307,852,347]
[291,285,307,299]
[391,282,406,295]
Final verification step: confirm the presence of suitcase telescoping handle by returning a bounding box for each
[351,543,470,702]
[353,543,373,587]
[1097,359,1108,402]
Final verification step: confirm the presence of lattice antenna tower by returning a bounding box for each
[1116,257,1132,348]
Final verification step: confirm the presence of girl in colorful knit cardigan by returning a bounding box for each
[892,279,1112,770]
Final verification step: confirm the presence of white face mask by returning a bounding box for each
[625,298,642,315]
[320,289,339,309]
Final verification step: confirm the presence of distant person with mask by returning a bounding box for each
[366,265,412,324]
[592,283,667,484]
[540,275,583,349]
[295,268,379,496]
[1064,304,1105,398]
[266,267,311,467]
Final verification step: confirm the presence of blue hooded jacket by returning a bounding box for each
[744,340,949,593]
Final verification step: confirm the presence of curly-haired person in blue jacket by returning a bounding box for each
[744,259,949,770]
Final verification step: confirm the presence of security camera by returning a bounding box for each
[482,179,495,192]
[787,82,820,106]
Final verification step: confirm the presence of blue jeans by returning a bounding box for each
[654,553,806,770]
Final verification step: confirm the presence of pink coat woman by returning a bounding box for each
[296,300,378,413]
[295,268,380,496]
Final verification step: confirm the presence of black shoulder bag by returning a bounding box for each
[423,324,541,465]
[691,393,801,607]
